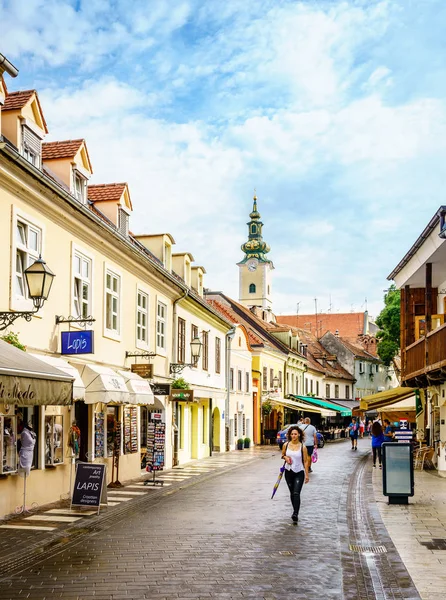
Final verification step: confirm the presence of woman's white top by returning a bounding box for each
[284,444,304,473]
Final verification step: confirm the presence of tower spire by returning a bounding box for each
[241,192,270,262]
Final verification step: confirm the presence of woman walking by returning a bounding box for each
[371,421,385,468]
[281,425,309,523]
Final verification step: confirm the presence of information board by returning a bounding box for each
[71,463,107,513]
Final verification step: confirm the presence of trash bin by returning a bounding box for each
[382,442,414,505]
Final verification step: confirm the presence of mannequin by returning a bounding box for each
[18,422,36,477]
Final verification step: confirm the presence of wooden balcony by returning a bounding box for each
[403,322,446,384]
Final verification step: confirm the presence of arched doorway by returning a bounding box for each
[212,407,221,451]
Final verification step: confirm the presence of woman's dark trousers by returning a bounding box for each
[372,446,382,466]
[284,469,305,516]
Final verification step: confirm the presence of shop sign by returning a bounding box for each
[151,383,171,396]
[0,380,36,402]
[71,463,107,511]
[130,363,153,379]
[151,413,162,421]
[170,389,194,402]
[61,330,94,355]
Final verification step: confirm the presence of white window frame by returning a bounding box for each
[104,265,121,340]
[11,208,44,312]
[156,300,167,353]
[73,169,87,204]
[136,288,149,349]
[72,249,92,321]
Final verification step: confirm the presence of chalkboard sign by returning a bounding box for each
[71,463,107,513]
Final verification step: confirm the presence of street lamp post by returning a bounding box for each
[0,256,55,331]
[169,335,203,375]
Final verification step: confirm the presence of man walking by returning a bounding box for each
[299,417,318,472]
[348,416,359,450]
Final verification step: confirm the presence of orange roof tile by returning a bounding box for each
[2,89,48,133]
[277,312,367,341]
[3,90,34,111]
[42,139,83,160]
[88,183,127,203]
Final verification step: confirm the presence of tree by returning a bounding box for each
[375,284,400,366]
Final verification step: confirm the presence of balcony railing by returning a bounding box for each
[403,322,446,382]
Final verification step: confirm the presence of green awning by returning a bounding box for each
[291,395,352,417]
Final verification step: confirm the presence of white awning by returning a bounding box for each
[0,339,73,406]
[73,364,129,405]
[117,370,154,405]
[30,354,85,400]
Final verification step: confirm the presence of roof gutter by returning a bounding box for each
[0,54,18,78]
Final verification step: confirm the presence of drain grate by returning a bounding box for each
[278,550,295,556]
[349,544,387,554]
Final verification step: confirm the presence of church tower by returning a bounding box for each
[238,194,274,313]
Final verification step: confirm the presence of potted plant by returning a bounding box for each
[237,438,244,450]
[244,437,251,448]
[262,400,273,416]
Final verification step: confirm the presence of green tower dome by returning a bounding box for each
[240,194,271,262]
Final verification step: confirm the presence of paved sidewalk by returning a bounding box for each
[372,455,446,599]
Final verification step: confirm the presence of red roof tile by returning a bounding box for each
[42,139,83,160]
[88,183,127,203]
[207,299,263,345]
[277,312,367,341]
[3,90,34,111]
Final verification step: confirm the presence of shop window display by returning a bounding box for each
[107,407,120,457]
[45,415,64,466]
[1,415,18,474]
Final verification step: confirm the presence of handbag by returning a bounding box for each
[311,447,318,463]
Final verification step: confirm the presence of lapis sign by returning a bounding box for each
[61,330,94,355]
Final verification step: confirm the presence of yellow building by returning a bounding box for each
[0,60,231,518]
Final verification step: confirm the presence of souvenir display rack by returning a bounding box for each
[144,416,165,486]
[123,407,138,454]
[1,415,17,475]
[95,412,105,458]
[44,415,64,466]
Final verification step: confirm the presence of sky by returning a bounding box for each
[1,0,446,320]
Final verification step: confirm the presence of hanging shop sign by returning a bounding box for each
[130,363,153,379]
[61,330,94,355]
[71,462,107,513]
[169,389,194,402]
[151,383,171,396]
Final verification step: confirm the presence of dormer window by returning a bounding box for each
[164,242,171,270]
[118,207,129,237]
[73,170,86,203]
[22,125,41,167]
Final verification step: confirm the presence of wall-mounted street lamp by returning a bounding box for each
[272,375,280,389]
[169,335,203,375]
[0,256,55,331]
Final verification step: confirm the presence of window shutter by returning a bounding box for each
[22,126,41,163]
[118,208,129,237]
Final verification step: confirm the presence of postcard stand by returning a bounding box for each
[144,415,165,487]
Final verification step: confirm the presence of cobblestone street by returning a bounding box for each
[0,441,421,600]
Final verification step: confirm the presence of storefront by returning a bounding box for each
[0,340,74,519]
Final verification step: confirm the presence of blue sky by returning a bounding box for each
[2,0,445,319]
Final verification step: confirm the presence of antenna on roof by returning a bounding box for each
[328,295,332,313]
[296,301,301,317]
[314,298,318,338]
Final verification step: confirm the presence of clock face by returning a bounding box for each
[247,259,258,272]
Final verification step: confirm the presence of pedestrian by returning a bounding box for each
[359,419,365,438]
[383,419,394,443]
[298,417,318,472]
[281,425,309,523]
[371,421,385,468]
[348,416,359,450]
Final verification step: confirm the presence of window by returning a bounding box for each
[234,414,238,437]
[156,301,167,349]
[359,362,365,374]
[305,378,308,395]
[249,283,256,294]
[345,385,350,400]
[278,371,282,389]
[237,370,242,391]
[22,126,41,167]
[177,317,186,363]
[251,224,257,234]
[263,367,268,389]
[270,369,274,389]
[316,381,319,396]
[73,171,86,203]
[230,368,234,391]
[335,384,339,399]
[136,290,148,344]
[15,219,40,299]
[202,331,209,370]
[326,384,330,398]
[105,270,120,333]
[286,372,289,393]
[242,414,246,436]
[215,337,221,374]
[246,372,250,392]
[118,208,129,237]
[310,379,313,394]
[73,252,91,319]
